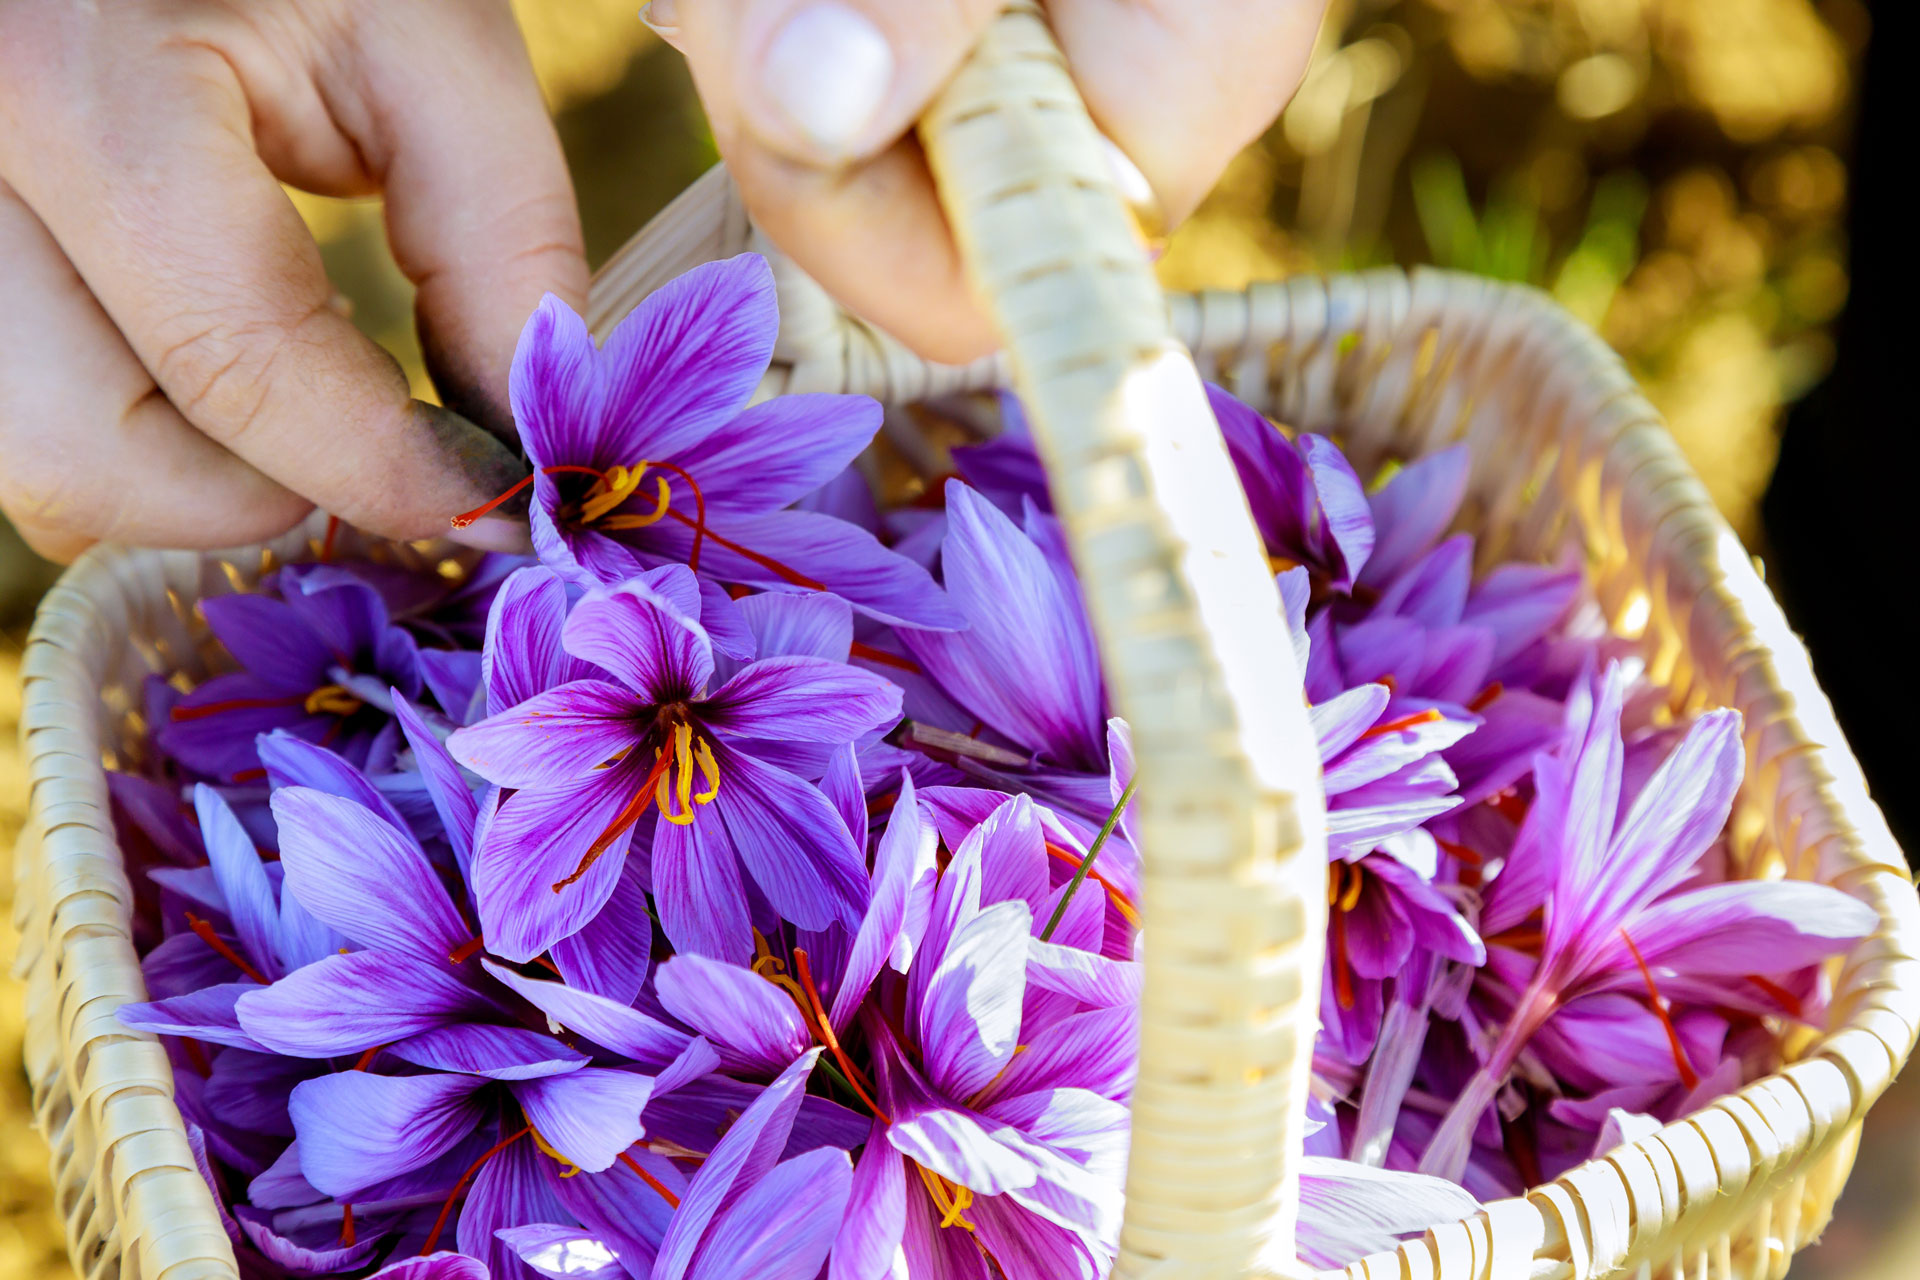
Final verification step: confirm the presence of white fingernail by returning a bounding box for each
[640,1,683,48]
[760,3,894,161]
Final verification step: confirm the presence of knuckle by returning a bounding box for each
[147,309,300,443]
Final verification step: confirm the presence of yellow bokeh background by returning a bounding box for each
[4,0,1903,1276]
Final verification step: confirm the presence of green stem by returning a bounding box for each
[1040,776,1138,942]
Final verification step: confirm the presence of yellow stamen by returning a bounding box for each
[303,684,363,717]
[750,930,810,1007]
[528,1126,580,1178]
[580,464,646,523]
[913,1164,977,1232]
[597,476,672,530]
[1339,862,1364,913]
[693,736,721,804]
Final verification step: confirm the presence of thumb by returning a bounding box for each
[674,0,1003,167]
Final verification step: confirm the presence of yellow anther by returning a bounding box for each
[914,1165,976,1232]
[597,476,672,531]
[693,736,721,804]
[303,684,364,717]
[1337,862,1364,913]
[581,463,648,523]
[528,1126,580,1178]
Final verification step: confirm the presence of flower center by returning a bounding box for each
[303,683,364,717]
[551,715,721,893]
[579,462,672,529]
[913,1163,977,1232]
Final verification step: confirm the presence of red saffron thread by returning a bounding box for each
[1042,843,1139,924]
[322,516,342,562]
[1361,708,1445,739]
[230,767,269,784]
[170,694,305,723]
[555,744,679,892]
[420,1127,530,1255]
[849,642,922,674]
[185,912,269,985]
[1747,973,1804,1020]
[340,1203,356,1247]
[448,935,486,965]
[792,948,890,1123]
[1467,681,1504,713]
[1620,927,1699,1089]
[352,1045,382,1072]
[617,1151,682,1208]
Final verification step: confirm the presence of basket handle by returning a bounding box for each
[917,5,1328,1276]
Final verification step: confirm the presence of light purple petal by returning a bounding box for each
[374,1253,494,1280]
[513,293,609,470]
[1360,445,1469,591]
[594,255,778,464]
[651,809,755,966]
[713,747,867,933]
[497,1227,625,1280]
[200,593,333,689]
[288,1071,489,1198]
[1299,434,1375,588]
[237,950,500,1056]
[1596,880,1874,981]
[977,1005,1138,1105]
[514,1068,657,1173]
[564,570,714,704]
[735,592,854,662]
[831,772,937,1027]
[685,1146,853,1280]
[702,657,901,743]
[552,855,654,1006]
[920,902,1030,1100]
[483,961,694,1069]
[1292,1156,1480,1271]
[676,393,881,514]
[829,1122,906,1280]
[902,483,1103,768]
[654,954,813,1076]
[485,566,598,716]
[236,1217,379,1276]
[192,784,282,978]
[390,1023,589,1080]
[473,758,646,963]
[272,787,467,961]
[258,728,415,834]
[395,694,481,868]
[1310,684,1390,767]
[654,1050,822,1280]
[118,983,267,1052]
[886,1107,1036,1197]
[459,1118,573,1280]
[450,680,641,788]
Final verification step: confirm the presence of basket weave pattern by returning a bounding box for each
[13,7,1918,1280]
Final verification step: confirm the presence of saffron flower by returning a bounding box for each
[456,254,959,634]
[1416,664,1876,1179]
[449,564,902,964]
[158,564,430,783]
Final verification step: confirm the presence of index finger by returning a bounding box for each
[1,41,527,542]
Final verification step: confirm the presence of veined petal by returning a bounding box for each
[483,961,696,1068]
[473,758,647,963]
[1311,685,1392,763]
[676,393,881,514]
[193,785,282,979]
[595,255,778,464]
[371,1252,492,1280]
[513,1068,657,1173]
[258,728,415,834]
[394,694,481,870]
[1299,434,1375,588]
[976,1005,1139,1105]
[920,902,1030,1100]
[458,1118,573,1280]
[713,748,868,933]
[685,1147,853,1280]
[118,983,267,1052]
[450,680,642,788]
[484,566,599,716]
[654,954,813,1076]
[552,855,654,1006]
[887,1107,1036,1197]
[1291,1157,1480,1271]
[829,1122,906,1280]
[564,571,714,704]
[236,950,501,1057]
[496,1227,625,1280]
[652,809,756,966]
[389,1023,589,1080]
[1593,880,1874,982]
[832,772,937,1027]
[513,293,606,470]
[272,787,468,961]
[1359,445,1469,591]
[288,1071,490,1199]
[654,1050,822,1280]
[702,656,902,743]
[199,593,333,689]
[902,483,1104,768]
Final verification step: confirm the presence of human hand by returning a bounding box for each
[0,0,587,561]
[648,0,1327,365]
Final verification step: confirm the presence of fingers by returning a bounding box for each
[674,0,1003,363]
[345,1,591,441]
[0,179,313,561]
[1053,0,1328,225]
[0,37,527,543]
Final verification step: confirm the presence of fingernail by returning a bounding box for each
[640,1,683,50]
[758,3,894,161]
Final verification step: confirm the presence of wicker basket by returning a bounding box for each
[13,6,1918,1280]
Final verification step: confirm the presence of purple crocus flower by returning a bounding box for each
[499,1052,853,1280]
[1416,664,1877,1178]
[829,795,1142,1280]
[459,255,958,635]
[158,564,428,783]
[449,564,901,965]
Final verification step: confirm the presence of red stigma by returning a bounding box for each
[1467,682,1504,712]
[321,515,342,562]
[618,1151,682,1208]
[792,948,891,1123]
[340,1203,356,1247]
[1434,837,1483,866]
[169,693,305,723]
[850,641,923,674]
[185,912,269,985]
[448,935,486,965]
[450,474,537,529]
[1489,789,1530,824]
[420,1126,530,1256]
[1361,708,1445,739]
[1330,912,1356,1011]
[1620,927,1699,1090]
[1043,843,1140,925]
[1747,973,1805,1021]
[230,767,269,784]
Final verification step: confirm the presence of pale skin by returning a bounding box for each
[0,0,1325,563]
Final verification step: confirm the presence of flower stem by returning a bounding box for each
[1040,777,1137,943]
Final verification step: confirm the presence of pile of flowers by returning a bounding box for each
[112,256,1874,1280]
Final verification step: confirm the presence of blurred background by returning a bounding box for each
[3,0,1907,1275]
